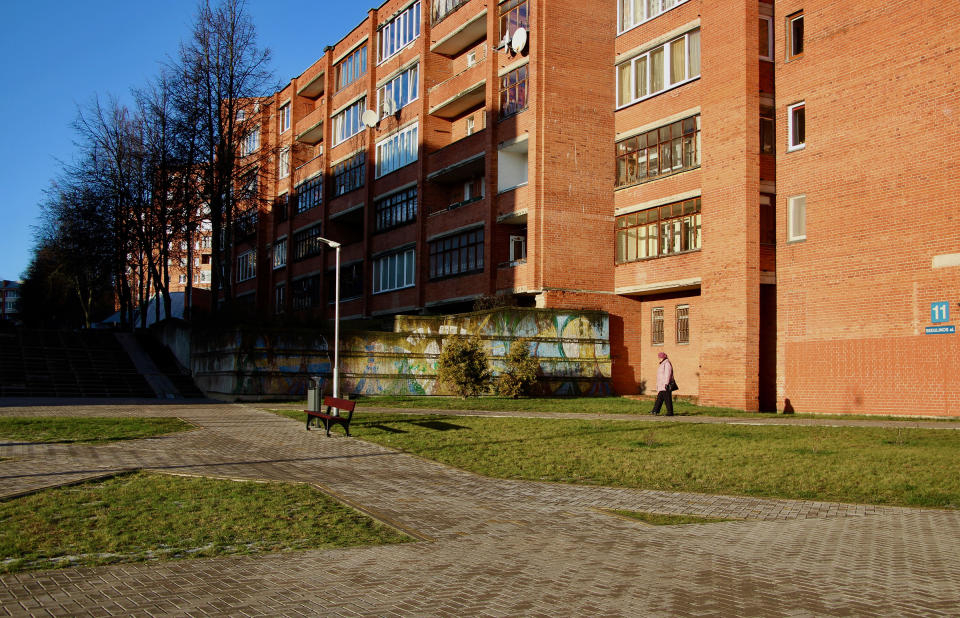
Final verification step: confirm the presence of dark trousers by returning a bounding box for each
[651,389,673,415]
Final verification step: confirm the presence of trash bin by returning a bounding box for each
[307,376,323,412]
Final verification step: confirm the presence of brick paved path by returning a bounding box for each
[2,400,960,616]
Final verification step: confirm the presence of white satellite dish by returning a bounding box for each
[382,95,397,116]
[361,109,379,128]
[497,33,511,51]
[511,27,527,54]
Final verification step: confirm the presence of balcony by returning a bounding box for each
[295,105,325,145]
[429,63,486,118]
[297,68,325,99]
[431,4,487,57]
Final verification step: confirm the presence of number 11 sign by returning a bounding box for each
[931,301,950,324]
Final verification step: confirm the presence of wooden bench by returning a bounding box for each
[305,396,357,436]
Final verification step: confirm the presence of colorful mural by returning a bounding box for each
[188,307,611,399]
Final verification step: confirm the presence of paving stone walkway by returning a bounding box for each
[2,400,960,616]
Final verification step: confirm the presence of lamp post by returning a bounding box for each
[317,237,341,399]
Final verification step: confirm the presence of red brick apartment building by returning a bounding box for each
[227,0,959,415]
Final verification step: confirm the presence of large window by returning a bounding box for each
[335,45,367,91]
[429,227,484,279]
[616,115,700,188]
[376,186,418,231]
[373,247,416,293]
[615,197,701,263]
[332,98,366,146]
[293,224,325,261]
[377,63,419,118]
[651,307,664,345]
[376,123,418,177]
[237,251,256,282]
[379,1,421,63]
[499,65,528,118]
[787,195,806,242]
[294,175,322,213]
[787,11,804,59]
[240,126,260,156]
[616,28,700,108]
[499,0,529,41]
[788,102,805,151]
[619,0,690,34]
[332,152,365,197]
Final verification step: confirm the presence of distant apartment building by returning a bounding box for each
[1,280,21,323]
[223,0,959,415]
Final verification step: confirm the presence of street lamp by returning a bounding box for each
[317,236,341,399]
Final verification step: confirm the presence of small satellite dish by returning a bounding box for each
[511,27,527,54]
[382,96,397,116]
[361,109,378,128]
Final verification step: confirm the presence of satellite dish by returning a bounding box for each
[498,33,510,51]
[361,109,378,128]
[511,27,527,54]
[382,96,397,116]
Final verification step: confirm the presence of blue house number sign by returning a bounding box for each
[931,301,950,323]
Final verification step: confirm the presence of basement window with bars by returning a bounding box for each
[616,115,700,188]
[676,304,689,343]
[616,197,701,263]
[651,307,664,345]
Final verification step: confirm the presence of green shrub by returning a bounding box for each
[436,336,491,398]
[495,339,540,398]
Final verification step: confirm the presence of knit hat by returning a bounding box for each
[657,352,667,360]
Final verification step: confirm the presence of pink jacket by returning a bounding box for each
[656,358,674,392]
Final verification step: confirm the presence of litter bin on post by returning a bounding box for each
[307,376,323,413]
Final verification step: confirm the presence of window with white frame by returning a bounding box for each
[616,28,700,108]
[619,0,690,34]
[373,247,416,293]
[759,16,773,61]
[278,147,290,179]
[788,102,805,151]
[237,251,256,281]
[379,1,421,63]
[377,63,419,118]
[178,274,187,284]
[332,98,366,146]
[237,109,246,122]
[787,195,806,242]
[376,123,418,177]
[273,238,287,269]
[336,45,368,91]
[509,234,526,263]
[279,103,290,133]
[240,126,260,156]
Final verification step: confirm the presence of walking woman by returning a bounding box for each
[651,352,675,416]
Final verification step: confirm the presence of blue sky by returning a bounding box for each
[0,0,365,281]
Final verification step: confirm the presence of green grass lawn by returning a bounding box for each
[0,471,411,574]
[274,411,960,509]
[0,417,195,444]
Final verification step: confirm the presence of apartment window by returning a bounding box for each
[329,262,364,301]
[499,0,529,42]
[787,11,804,59]
[616,28,700,107]
[616,115,700,188]
[676,305,689,344]
[379,1,421,63]
[376,123,418,177]
[459,176,484,206]
[788,102,805,151]
[335,45,367,91]
[509,234,526,263]
[278,147,290,179]
[273,238,287,269]
[234,207,257,238]
[373,247,416,294]
[332,152,365,197]
[467,51,477,67]
[294,175,322,213]
[499,65,528,118]
[466,116,475,135]
[240,126,260,156]
[178,274,187,284]
[275,283,286,314]
[433,0,468,24]
[375,186,418,232]
[291,274,322,311]
[619,0,689,34]
[651,307,664,345]
[274,194,289,223]
[377,63,419,118]
[293,224,325,261]
[279,103,290,133]
[787,195,806,242]
[615,197,701,263]
[760,109,775,154]
[759,17,773,61]
[237,251,256,282]
[429,227,484,279]
[332,98,366,146]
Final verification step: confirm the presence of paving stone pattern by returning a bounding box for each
[2,400,960,616]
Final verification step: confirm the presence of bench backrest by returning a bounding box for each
[322,396,356,412]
